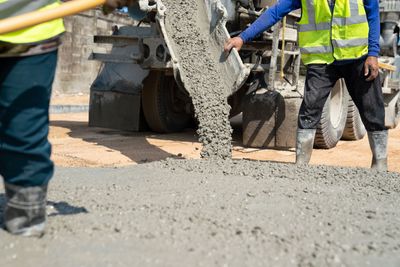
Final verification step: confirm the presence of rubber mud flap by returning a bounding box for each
[242,90,282,148]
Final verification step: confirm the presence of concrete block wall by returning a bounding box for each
[52,10,133,95]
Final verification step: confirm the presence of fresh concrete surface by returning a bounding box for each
[0,160,399,267]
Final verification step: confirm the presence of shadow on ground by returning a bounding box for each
[47,200,88,217]
[50,120,188,164]
[50,120,295,165]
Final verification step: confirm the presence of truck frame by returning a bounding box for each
[89,0,400,149]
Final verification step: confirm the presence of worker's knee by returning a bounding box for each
[0,116,53,186]
[0,151,54,187]
[363,120,387,132]
[0,105,53,186]
[297,100,323,129]
[0,51,57,187]
[297,116,320,129]
[358,102,386,132]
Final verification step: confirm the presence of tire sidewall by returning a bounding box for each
[315,80,349,149]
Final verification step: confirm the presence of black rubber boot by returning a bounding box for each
[296,129,316,165]
[368,130,388,171]
[3,183,48,237]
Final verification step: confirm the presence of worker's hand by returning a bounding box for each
[224,37,244,54]
[364,56,379,82]
[103,0,137,14]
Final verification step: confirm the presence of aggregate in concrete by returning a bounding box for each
[162,0,233,159]
[1,160,399,267]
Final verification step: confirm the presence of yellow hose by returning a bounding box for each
[0,0,107,35]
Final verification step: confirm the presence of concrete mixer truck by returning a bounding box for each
[89,0,400,149]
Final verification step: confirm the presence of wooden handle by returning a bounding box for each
[378,62,397,72]
[0,0,107,35]
[280,16,286,80]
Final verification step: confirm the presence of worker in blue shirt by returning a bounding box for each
[225,0,388,171]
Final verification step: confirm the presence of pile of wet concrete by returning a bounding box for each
[162,0,233,159]
[1,160,399,266]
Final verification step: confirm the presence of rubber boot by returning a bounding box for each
[368,130,388,171]
[296,129,316,165]
[3,183,48,237]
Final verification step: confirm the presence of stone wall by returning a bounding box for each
[52,10,133,95]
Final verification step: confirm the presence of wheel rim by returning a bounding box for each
[329,80,344,129]
[142,71,193,133]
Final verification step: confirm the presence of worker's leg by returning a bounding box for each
[296,64,339,164]
[342,58,387,171]
[0,51,57,236]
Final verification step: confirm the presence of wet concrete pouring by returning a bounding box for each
[1,2,400,267]
[163,0,233,159]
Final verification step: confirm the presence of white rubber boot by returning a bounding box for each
[368,130,388,171]
[296,129,316,165]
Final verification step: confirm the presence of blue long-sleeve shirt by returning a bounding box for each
[239,0,380,57]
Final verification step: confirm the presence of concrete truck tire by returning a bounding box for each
[314,79,349,149]
[341,100,367,140]
[142,71,192,133]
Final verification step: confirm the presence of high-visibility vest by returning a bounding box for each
[0,0,65,44]
[298,0,369,65]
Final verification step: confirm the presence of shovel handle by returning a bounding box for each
[378,62,396,72]
[0,0,107,35]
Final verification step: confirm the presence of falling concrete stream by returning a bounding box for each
[162,0,233,159]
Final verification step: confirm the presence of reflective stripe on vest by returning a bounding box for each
[0,0,55,19]
[301,45,332,54]
[298,0,369,65]
[0,0,65,44]
[332,38,368,48]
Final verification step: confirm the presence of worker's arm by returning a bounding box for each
[240,0,301,43]
[364,0,380,58]
[363,0,380,81]
[224,0,301,52]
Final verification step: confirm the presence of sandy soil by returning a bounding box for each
[48,112,400,172]
[50,94,90,106]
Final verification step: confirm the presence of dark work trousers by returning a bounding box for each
[298,57,386,131]
[0,51,57,187]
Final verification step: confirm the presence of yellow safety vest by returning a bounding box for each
[298,0,369,65]
[0,0,65,44]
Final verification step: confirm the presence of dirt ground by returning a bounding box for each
[49,111,400,172]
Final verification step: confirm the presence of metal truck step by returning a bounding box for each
[88,52,142,63]
[93,35,139,45]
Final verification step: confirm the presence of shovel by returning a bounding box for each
[0,0,107,35]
